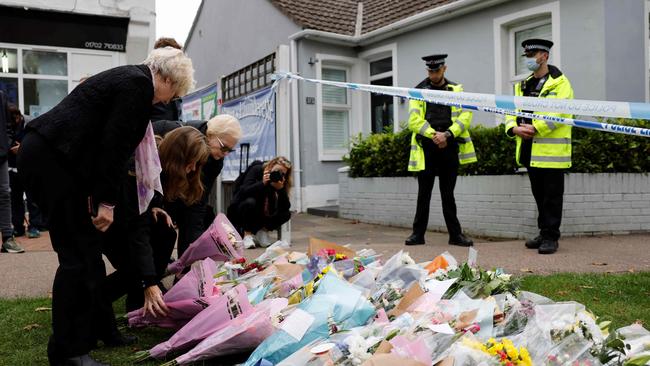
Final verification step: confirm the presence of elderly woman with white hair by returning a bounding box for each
[17,47,195,366]
[152,114,242,257]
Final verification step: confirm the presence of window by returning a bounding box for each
[509,19,552,86]
[320,66,351,155]
[0,43,118,116]
[369,57,394,133]
[493,2,560,97]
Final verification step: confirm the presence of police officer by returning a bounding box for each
[405,54,476,247]
[505,39,574,255]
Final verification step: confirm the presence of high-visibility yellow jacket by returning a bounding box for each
[505,65,574,169]
[408,81,477,172]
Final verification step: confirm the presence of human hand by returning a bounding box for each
[432,132,448,146]
[262,171,271,185]
[92,204,114,232]
[9,143,19,154]
[143,285,169,318]
[513,125,536,140]
[152,207,174,228]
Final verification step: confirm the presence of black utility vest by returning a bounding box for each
[424,82,453,131]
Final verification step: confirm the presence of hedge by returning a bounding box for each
[345,119,650,178]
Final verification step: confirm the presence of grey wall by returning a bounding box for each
[604,0,647,102]
[339,171,650,239]
[184,0,301,87]
[363,0,610,125]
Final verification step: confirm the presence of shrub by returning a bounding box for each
[345,119,650,177]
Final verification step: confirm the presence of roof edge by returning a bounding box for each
[183,0,205,51]
[290,0,511,46]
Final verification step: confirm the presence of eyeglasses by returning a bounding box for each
[214,135,236,153]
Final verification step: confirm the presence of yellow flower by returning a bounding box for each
[519,347,532,366]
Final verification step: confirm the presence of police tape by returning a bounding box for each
[274,72,650,138]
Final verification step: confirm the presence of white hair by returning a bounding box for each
[143,47,195,97]
[206,114,242,141]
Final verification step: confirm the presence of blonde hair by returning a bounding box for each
[264,156,293,193]
[143,47,195,97]
[206,114,242,142]
[158,126,209,205]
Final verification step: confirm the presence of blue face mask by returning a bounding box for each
[525,57,540,71]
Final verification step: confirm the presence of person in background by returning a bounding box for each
[151,38,183,122]
[404,54,476,248]
[18,47,195,366]
[0,91,24,253]
[504,38,574,255]
[227,156,292,249]
[7,104,41,239]
[153,114,241,257]
[103,126,210,316]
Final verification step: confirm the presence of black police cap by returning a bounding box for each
[421,54,447,71]
[521,38,554,54]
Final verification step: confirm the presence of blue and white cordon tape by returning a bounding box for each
[274,71,650,138]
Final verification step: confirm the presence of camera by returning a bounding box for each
[269,170,284,183]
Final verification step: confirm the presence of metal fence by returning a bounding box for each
[221,53,276,103]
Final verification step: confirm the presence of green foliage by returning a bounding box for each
[345,128,411,178]
[345,119,650,177]
[571,118,650,173]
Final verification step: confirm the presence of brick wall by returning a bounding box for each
[338,168,650,239]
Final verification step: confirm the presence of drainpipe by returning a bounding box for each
[290,39,303,212]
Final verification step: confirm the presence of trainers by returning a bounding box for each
[1,236,25,253]
[243,235,256,249]
[255,229,272,248]
[27,228,41,239]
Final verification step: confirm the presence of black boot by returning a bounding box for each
[405,233,425,246]
[99,330,138,347]
[51,354,109,366]
[525,235,543,249]
[449,233,473,247]
[538,239,558,254]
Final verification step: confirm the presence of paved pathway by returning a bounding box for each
[1,214,649,298]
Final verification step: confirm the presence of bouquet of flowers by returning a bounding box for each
[167,214,243,274]
[463,337,533,366]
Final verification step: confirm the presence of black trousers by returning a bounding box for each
[411,141,462,238]
[18,132,116,362]
[9,170,44,234]
[228,197,290,235]
[103,220,177,312]
[165,200,214,258]
[528,167,565,241]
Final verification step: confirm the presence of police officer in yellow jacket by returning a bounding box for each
[505,39,574,255]
[405,54,476,247]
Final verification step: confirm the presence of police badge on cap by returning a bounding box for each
[521,38,554,55]
[422,54,447,71]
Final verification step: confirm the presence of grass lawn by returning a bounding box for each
[1,272,648,365]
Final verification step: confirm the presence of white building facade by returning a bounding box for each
[0,0,155,116]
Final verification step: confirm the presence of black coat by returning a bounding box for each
[27,64,154,205]
[0,91,12,160]
[229,162,291,230]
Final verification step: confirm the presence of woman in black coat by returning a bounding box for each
[17,47,195,366]
[103,126,210,316]
[227,156,292,249]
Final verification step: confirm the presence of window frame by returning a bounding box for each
[493,2,561,97]
[508,19,553,84]
[316,54,358,161]
[360,43,399,133]
[0,42,118,115]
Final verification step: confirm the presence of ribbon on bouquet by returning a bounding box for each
[273,71,650,138]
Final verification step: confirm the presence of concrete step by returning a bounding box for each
[306,205,339,218]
